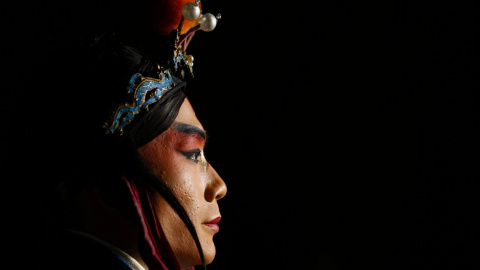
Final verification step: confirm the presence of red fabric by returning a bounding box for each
[123,176,183,270]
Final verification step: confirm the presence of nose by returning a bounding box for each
[204,165,227,203]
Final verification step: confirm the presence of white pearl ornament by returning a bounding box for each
[198,13,220,32]
[185,55,194,66]
[182,2,201,21]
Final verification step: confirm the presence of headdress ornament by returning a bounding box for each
[103,0,221,135]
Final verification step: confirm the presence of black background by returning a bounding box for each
[2,1,479,269]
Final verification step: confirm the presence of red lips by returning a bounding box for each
[203,216,221,231]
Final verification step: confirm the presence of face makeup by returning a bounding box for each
[138,98,227,268]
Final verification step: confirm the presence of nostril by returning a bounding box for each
[204,167,227,202]
[215,183,227,200]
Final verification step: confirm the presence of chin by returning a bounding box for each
[203,244,216,265]
[200,230,217,264]
[177,240,216,268]
[193,234,216,266]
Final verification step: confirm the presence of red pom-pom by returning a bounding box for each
[147,0,201,36]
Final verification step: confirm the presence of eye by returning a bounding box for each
[185,151,200,163]
[177,149,201,163]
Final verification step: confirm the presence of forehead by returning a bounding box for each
[175,98,204,130]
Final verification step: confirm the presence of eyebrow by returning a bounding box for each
[173,122,207,140]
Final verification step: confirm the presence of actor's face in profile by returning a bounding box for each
[139,98,227,268]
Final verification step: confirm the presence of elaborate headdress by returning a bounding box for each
[103,0,221,135]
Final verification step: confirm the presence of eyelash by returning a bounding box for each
[186,152,200,163]
[179,149,202,163]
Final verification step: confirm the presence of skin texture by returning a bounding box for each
[138,98,227,269]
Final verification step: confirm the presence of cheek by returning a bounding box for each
[139,139,182,178]
[139,132,211,264]
[139,138,207,220]
[148,189,200,263]
[170,168,207,222]
[146,168,208,266]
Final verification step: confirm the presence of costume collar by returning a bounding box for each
[67,228,146,270]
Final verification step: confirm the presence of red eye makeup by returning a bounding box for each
[170,122,208,171]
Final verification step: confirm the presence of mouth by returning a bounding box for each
[202,216,221,231]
